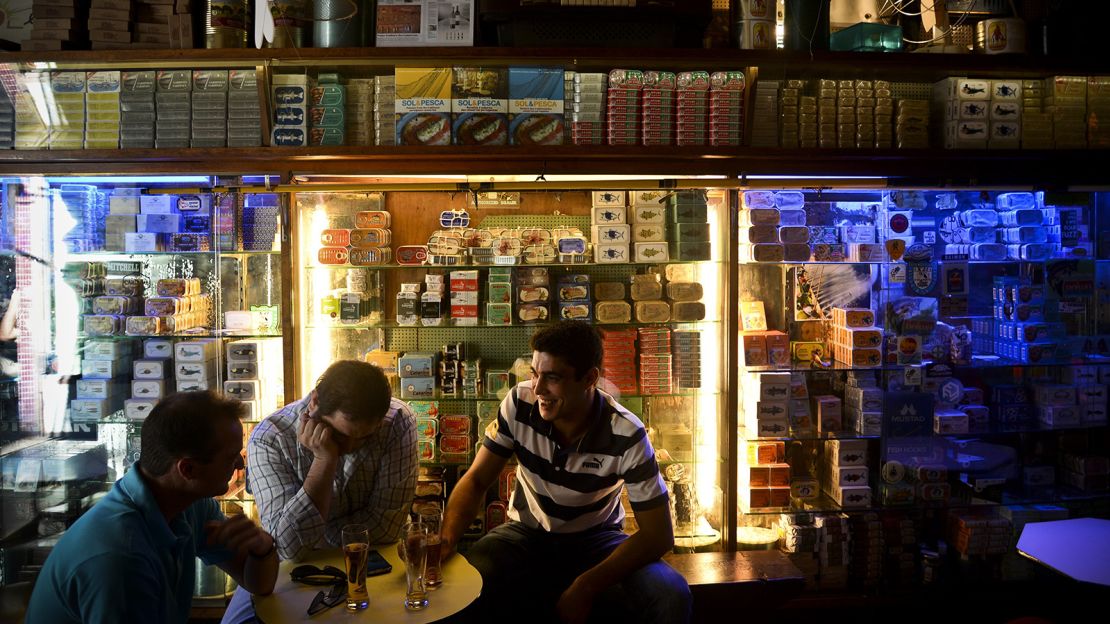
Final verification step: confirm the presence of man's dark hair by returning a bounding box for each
[530,320,603,380]
[316,360,392,423]
[140,391,245,476]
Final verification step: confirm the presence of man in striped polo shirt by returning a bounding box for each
[441,321,691,624]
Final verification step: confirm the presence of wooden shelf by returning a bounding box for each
[0,145,1104,186]
[1,46,1107,79]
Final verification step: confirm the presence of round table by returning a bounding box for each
[254,544,482,623]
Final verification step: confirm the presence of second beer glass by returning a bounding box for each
[402,521,429,610]
[342,524,370,611]
[419,510,443,588]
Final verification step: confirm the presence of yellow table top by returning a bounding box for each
[254,543,482,623]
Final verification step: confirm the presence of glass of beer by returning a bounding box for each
[342,524,370,611]
[418,510,443,588]
[401,521,429,611]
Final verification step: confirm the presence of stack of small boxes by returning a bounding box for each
[848,513,883,589]
[641,71,676,147]
[120,71,156,149]
[1062,365,1110,427]
[399,351,436,401]
[811,393,843,436]
[124,339,164,422]
[638,327,672,396]
[439,411,472,464]
[739,190,805,263]
[271,74,313,147]
[1088,76,1110,148]
[629,274,664,324]
[708,71,743,146]
[449,270,479,326]
[935,77,988,149]
[156,70,191,149]
[822,439,871,508]
[1060,451,1110,492]
[88,0,131,50]
[412,401,439,464]
[1045,76,1087,149]
[626,192,666,264]
[814,79,840,148]
[15,73,51,149]
[173,337,219,394]
[606,69,641,146]
[85,71,121,149]
[129,345,177,416]
[592,191,629,264]
[1033,383,1080,430]
[667,191,711,262]
[883,513,920,585]
[569,71,606,146]
[224,337,282,421]
[895,98,930,148]
[310,74,345,147]
[132,0,174,49]
[948,511,1012,558]
[988,79,1022,149]
[815,514,850,589]
[849,80,875,148]
[778,513,820,588]
[23,0,87,51]
[228,69,263,147]
[1020,78,1051,148]
[50,72,86,150]
[347,78,375,146]
[0,87,13,150]
[485,268,512,326]
[749,78,779,148]
[676,71,709,146]
[601,328,638,396]
[672,330,701,391]
[990,383,1032,432]
[192,70,228,148]
[741,372,790,439]
[557,273,592,322]
[830,307,882,368]
[843,370,882,436]
[374,75,395,146]
[740,439,790,511]
[872,80,893,148]
[73,340,131,423]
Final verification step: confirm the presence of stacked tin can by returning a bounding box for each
[347,79,375,146]
[86,71,121,150]
[606,69,641,146]
[0,85,13,150]
[156,70,191,149]
[709,71,744,146]
[674,71,708,146]
[749,79,779,147]
[309,74,346,146]
[271,74,313,147]
[14,74,49,149]
[374,75,396,146]
[1021,79,1051,149]
[672,330,701,391]
[641,71,676,146]
[228,69,263,147]
[895,99,929,149]
[50,72,86,150]
[192,70,229,148]
[120,71,155,149]
[1046,76,1087,149]
[639,327,673,395]
[568,71,606,146]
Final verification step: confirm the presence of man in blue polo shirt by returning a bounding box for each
[441,321,691,624]
[26,391,278,624]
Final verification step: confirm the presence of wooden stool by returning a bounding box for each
[664,551,805,622]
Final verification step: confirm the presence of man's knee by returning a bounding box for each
[619,561,691,623]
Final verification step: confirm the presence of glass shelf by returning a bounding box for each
[400,392,717,403]
[740,422,1107,442]
[738,427,881,442]
[738,488,1110,517]
[91,414,263,426]
[306,259,722,271]
[70,250,280,257]
[79,331,282,339]
[307,320,720,330]
[741,354,1110,373]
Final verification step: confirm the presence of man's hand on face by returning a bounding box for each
[205,515,274,559]
[299,411,340,463]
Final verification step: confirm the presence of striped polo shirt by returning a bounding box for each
[483,381,668,533]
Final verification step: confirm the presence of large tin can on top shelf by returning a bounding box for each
[206,0,249,48]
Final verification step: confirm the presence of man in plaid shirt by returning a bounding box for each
[221,360,418,622]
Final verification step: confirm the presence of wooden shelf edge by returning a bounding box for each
[0,146,1103,185]
[1,47,1107,78]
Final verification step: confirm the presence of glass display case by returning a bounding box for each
[0,176,287,592]
[735,187,1110,588]
[293,186,731,551]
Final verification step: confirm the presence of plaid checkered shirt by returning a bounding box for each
[247,396,418,561]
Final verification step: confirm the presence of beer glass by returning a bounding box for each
[418,510,443,588]
[342,524,370,611]
[402,521,429,610]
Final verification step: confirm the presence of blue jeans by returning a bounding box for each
[456,521,691,624]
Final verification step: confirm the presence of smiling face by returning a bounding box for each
[530,350,598,431]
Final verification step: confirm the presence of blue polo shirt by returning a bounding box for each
[26,463,230,624]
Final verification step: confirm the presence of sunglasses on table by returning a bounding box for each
[291,565,349,616]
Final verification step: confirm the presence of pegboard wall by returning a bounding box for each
[891,81,932,100]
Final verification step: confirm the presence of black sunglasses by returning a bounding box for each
[307,581,347,616]
[290,564,347,586]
